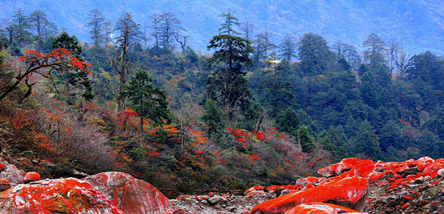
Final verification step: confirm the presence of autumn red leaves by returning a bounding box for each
[19,48,91,74]
[0,48,92,101]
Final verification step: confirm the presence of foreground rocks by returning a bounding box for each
[174,157,443,214]
[248,157,444,214]
[0,177,123,213]
[0,171,174,214]
[86,172,175,214]
[0,157,441,214]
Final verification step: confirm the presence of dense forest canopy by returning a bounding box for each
[0,5,443,196]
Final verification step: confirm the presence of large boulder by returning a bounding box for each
[0,177,123,214]
[0,171,175,214]
[0,164,25,185]
[251,176,368,214]
[86,171,175,214]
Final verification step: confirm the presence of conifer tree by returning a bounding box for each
[122,69,170,133]
[206,12,253,120]
[87,9,106,47]
[114,12,142,110]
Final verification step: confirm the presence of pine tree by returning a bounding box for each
[353,120,382,159]
[87,9,106,47]
[218,12,240,36]
[114,12,142,110]
[261,61,294,117]
[201,99,225,138]
[298,33,332,75]
[29,10,50,40]
[206,13,253,120]
[9,9,32,47]
[276,108,300,133]
[122,69,170,132]
[279,34,296,62]
[363,33,386,65]
[151,12,184,50]
[253,31,276,66]
[296,126,316,153]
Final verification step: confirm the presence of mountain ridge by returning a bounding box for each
[1,0,443,54]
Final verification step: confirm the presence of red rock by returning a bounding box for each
[245,185,265,195]
[415,156,434,171]
[251,176,368,214]
[266,185,302,192]
[284,202,364,214]
[401,203,410,209]
[403,195,412,200]
[317,158,374,178]
[369,170,393,183]
[86,172,175,214]
[250,157,444,214]
[0,178,10,191]
[0,164,6,171]
[0,177,123,214]
[24,172,40,181]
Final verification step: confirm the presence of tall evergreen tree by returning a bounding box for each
[207,13,253,119]
[240,21,254,42]
[363,33,386,66]
[9,9,31,47]
[87,9,106,47]
[114,12,142,110]
[360,71,380,108]
[296,125,316,153]
[260,61,294,116]
[320,126,349,161]
[29,10,52,40]
[202,99,225,138]
[253,31,276,66]
[298,33,332,75]
[353,120,382,159]
[218,12,240,36]
[279,34,297,62]
[276,108,300,134]
[122,69,170,132]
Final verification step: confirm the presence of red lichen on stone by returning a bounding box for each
[284,202,364,214]
[24,172,40,181]
[251,176,368,214]
[86,172,175,214]
[266,185,302,192]
[1,178,123,214]
[245,186,265,195]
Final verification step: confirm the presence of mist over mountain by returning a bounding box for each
[1,0,443,55]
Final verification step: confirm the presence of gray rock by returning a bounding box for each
[207,195,222,205]
[0,164,25,184]
[437,168,444,177]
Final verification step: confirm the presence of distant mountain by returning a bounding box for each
[1,0,443,55]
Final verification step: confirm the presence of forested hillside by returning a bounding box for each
[0,6,443,199]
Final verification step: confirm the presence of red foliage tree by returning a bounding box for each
[0,48,91,101]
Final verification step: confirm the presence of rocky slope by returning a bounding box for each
[173,157,444,214]
[0,156,442,213]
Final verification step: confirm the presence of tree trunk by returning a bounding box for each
[118,26,129,112]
